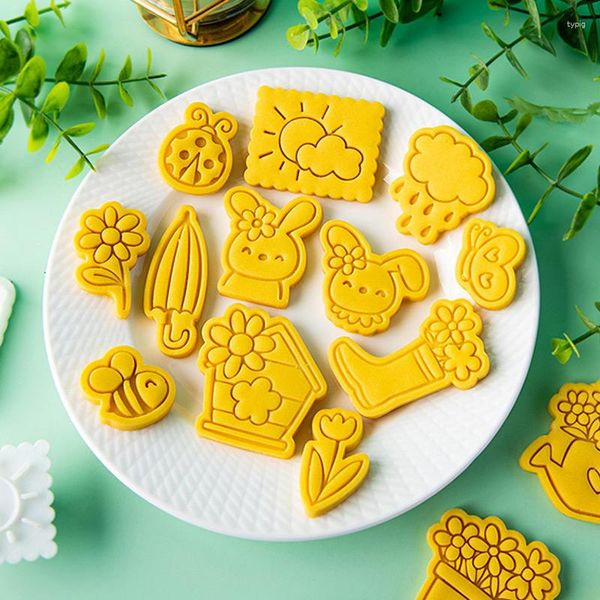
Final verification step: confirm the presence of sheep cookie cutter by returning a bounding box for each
[218,186,322,309]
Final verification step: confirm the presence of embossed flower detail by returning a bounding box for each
[557,390,597,427]
[443,342,482,382]
[317,411,359,442]
[238,205,276,240]
[232,378,281,425]
[468,523,519,577]
[77,204,147,264]
[329,245,366,275]
[204,309,275,378]
[506,548,555,600]
[433,515,478,563]
[427,302,476,346]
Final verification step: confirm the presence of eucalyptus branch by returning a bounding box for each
[309,11,384,44]
[552,306,600,364]
[501,4,597,18]
[5,1,71,25]
[6,74,167,87]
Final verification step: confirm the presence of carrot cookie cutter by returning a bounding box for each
[218,186,322,308]
[417,508,561,600]
[300,408,369,518]
[81,346,176,430]
[245,86,385,203]
[158,102,238,195]
[390,126,495,245]
[521,381,600,524]
[0,277,15,348]
[329,299,490,418]
[457,218,526,311]
[196,303,327,458]
[321,220,429,335]
[0,441,57,564]
[74,201,150,319]
[144,206,208,358]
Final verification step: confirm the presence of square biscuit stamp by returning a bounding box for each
[245,87,385,203]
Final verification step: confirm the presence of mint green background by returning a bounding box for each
[0,1,599,598]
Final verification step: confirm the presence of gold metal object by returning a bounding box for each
[131,0,271,46]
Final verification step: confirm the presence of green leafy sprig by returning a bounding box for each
[0,1,166,178]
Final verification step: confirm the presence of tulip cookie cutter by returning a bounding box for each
[245,86,385,203]
[390,126,495,245]
[196,303,327,458]
[0,441,57,565]
[321,220,429,335]
[158,102,238,195]
[300,408,369,518]
[74,201,150,319]
[0,277,15,348]
[218,186,322,308]
[329,299,490,418]
[457,218,526,311]
[416,508,561,600]
[81,346,176,430]
[144,206,208,358]
[521,381,600,524]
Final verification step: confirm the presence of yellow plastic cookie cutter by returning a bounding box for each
[196,303,327,458]
[300,408,369,518]
[521,381,600,524]
[74,201,150,319]
[390,126,495,245]
[244,86,385,203]
[457,218,526,311]
[329,299,490,418]
[417,508,561,600]
[81,346,176,430]
[144,206,208,358]
[218,186,322,309]
[158,102,238,195]
[321,220,430,336]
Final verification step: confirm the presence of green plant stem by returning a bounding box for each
[5,1,71,25]
[503,4,598,18]
[309,11,385,43]
[0,85,94,170]
[5,74,167,87]
[571,326,600,346]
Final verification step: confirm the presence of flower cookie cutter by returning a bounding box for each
[218,186,322,309]
[456,218,526,311]
[321,220,429,335]
[390,126,495,245]
[245,86,385,203]
[144,206,208,358]
[74,201,150,319]
[81,346,176,430]
[0,277,16,348]
[0,441,57,564]
[521,381,600,524]
[329,299,490,418]
[300,408,369,518]
[416,508,561,600]
[158,102,238,195]
[196,303,327,458]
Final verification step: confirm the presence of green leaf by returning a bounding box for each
[481,135,512,152]
[90,87,106,119]
[595,301,600,313]
[514,113,532,138]
[146,47,153,75]
[63,122,95,137]
[557,9,588,56]
[529,142,548,160]
[481,22,507,47]
[544,0,558,15]
[468,58,489,91]
[118,55,132,82]
[551,337,573,364]
[328,15,339,39]
[65,156,86,180]
[0,103,14,142]
[287,24,310,50]
[439,76,462,87]
[557,145,593,181]
[500,109,518,124]
[588,19,599,63]
[353,0,369,9]
[55,43,87,82]
[528,183,556,223]
[506,96,600,124]
[85,143,109,156]
[459,88,472,113]
[412,0,423,10]
[0,38,22,84]
[50,0,66,26]
[0,93,16,132]
[0,20,10,39]
[298,0,323,29]
[27,112,49,152]
[563,192,597,240]
[24,0,40,28]
[380,18,397,46]
[472,99,499,121]
[41,81,69,113]
[45,136,61,163]
[14,55,46,98]
[523,0,541,36]
[505,150,531,175]
[520,16,555,55]
[379,0,400,23]
[147,78,165,99]
[506,49,528,79]
[575,305,598,330]
[118,82,133,107]
[14,27,36,62]
[91,49,105,82]
[333,26,346,56]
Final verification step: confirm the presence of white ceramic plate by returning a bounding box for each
[44,68,539,541]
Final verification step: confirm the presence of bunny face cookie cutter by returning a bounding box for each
[218,186,322,309]
[321,220,429,335]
